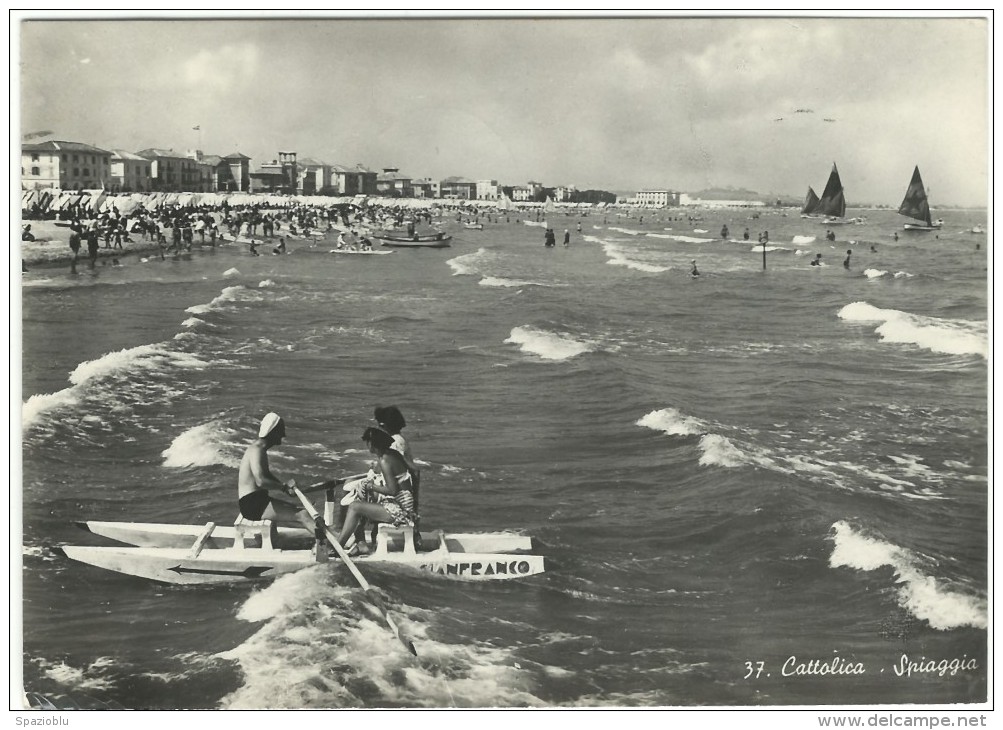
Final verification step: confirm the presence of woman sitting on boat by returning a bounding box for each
[336,427,418,555]
[374,405,420,489]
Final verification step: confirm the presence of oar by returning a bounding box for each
[297,473,369,495]
[291,485,417,657]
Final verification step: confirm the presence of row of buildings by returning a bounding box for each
[23,138,681,206]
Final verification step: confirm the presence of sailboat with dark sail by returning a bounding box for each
[898,166,943,231]
[800,187,820,217]
[816,163,847,224]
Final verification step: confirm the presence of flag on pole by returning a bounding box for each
[192,125,200,130]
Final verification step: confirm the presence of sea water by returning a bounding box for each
[19,208,989,708]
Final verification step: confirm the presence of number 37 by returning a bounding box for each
[744,661,765,679]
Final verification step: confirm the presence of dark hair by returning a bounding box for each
[373,405,406,433]
[362,426,394,453]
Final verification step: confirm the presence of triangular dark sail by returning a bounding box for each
[816,164,846,218]
[802,187,820,215]
[897,166,932,227]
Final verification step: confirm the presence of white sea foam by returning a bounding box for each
[697,434,748,467]
[447,248,490,276]
[665,235,715,244]
[237,567,328,623]
[894,271,914,278]
[21,278,58,287]
[608,226,643,235]
[223,267,241,277]
[838,302,987,358]
[829,521,987,630]
[887,454,934,480]
[693,229,708,233]
[636,408,706,436]
[792,235,817,244]
[185,285,248,315]
[863,268,888,279]
[645,233,674,239]
[505,326,593,361]
[22,388,79,429]
[600,242,669,273]
[68,344,207,385]
[522,220,546,228]
[181,316,207,328]
[42,657,118,691]
[162,421,242,468]
[24,343,209,432]
[221,570,544,709]
[258,279,276,288]
[480,277,543,288]
[750,245,788,253]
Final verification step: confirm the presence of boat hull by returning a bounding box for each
[76,520,534,553]
[379,239,451,248]
[60,521,543,584]
[56,545,316,585]
[329,249,393,255]
[56,544,544,585]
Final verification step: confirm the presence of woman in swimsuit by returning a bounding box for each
[335,427,418,555]
[374,405,420,480]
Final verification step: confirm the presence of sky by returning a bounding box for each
[15,13,991,207]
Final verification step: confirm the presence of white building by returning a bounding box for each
[476,179,501,200]
[110,150,153,192]
[22,140,113,191]
[635,189,680,207]
[679,193,766,208]
[555,185,577,202]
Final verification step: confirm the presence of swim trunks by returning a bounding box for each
[239,490,271,520]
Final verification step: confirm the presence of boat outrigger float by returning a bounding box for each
[56,488,545,586]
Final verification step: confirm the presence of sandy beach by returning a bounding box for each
[21,220,163,268]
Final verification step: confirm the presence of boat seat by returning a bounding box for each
[373,524,418,556]
[232,516,276,550]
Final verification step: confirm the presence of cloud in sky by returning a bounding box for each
[17,15,989,206]
[180,43,260,91]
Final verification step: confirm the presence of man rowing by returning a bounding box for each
[238,412,313,530]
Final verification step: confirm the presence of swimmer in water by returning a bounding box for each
[690,259,699,277]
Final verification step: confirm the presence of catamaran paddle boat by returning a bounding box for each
[56,489,545,586]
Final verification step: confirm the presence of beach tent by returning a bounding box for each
[83,191,106,212]
[105,196,142,216]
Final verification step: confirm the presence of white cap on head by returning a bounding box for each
[259,412,284,438]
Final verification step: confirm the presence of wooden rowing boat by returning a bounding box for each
[329,248,393,255]
[56,518,544,585]
[377,239,453,250]
[373,231,452,247]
